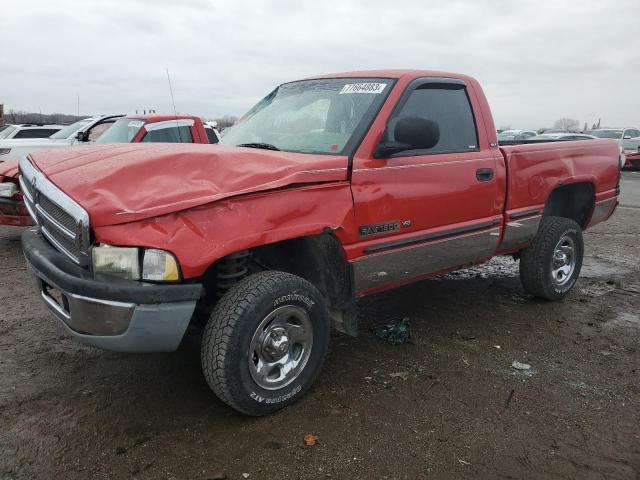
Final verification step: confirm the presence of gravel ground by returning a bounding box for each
[1,172,639,480]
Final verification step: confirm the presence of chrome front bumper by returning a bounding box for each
[23,227,202,353]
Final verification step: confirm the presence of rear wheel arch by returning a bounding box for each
[543,182,595,228]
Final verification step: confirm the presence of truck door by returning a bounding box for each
[349,77,504,293]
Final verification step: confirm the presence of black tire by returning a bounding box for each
[201,271,330,416]
[519,216,584,300]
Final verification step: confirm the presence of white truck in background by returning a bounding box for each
[0,115,123,162]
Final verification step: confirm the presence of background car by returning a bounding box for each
[203,121,221,143]
[589,127,640,147]
[95,115,211,144]
[497,129,538,141]
[0,124,63,140]
[0,115,123,162]
[528,133,597,141]
[589,128,640,169]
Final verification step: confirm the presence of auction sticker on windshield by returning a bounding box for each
[339,83,386,94]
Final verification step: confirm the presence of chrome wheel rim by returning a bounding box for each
[551,235,576,287]
[248,305,313,391]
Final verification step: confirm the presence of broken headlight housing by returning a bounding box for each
[91,245,180,282]
[0,182,18,198]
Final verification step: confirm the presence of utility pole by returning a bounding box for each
[77,93,80,116]
[0,104,4,127]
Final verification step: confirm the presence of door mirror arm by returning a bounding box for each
[374,131,412,158]
[374,142,412,158]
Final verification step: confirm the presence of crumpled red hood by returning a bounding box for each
[29,143,348,227]
[0,159,19,179]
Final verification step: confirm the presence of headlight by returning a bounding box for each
[142,249,179,281]
[91,245,180,282]
[0,182,18,198]
[92,245,140,280]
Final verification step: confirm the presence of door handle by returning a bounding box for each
[476,168,494,182]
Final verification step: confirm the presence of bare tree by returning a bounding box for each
[553,118,580,132]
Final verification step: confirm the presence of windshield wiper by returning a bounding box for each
[237,142,280,151]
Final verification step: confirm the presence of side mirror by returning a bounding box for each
[76,131,87,142]
[623,135,632,140]
[374,116,440,159]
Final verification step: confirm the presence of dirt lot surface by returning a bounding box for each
[1,172,639,480]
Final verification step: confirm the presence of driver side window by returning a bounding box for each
[390,84,478,154]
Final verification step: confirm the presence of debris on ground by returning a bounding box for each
[493,345,501,349]
[389,371,410,380]
[242,474,250,479]
[504,389,515,409]
[115,446,126,455]
[457,330,476,340]
[374,318,411,345]
[511,361,531,370]
[206,474,227,480]
[304,434,318,446]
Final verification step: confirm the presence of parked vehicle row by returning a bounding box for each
[589,128,640,169]
[528,132,596,141]
[497,129,538,141]
[0,115,218,226]
[498,127,635,169]
[18,69,621,416]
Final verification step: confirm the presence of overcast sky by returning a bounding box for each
[1,0,638,129]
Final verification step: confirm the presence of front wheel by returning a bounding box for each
[201,271,330,416]
[519,216,584,300]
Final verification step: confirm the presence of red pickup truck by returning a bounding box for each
[20,70,620,415]
[0,114,216,226]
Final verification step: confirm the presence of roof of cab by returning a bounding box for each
[304,69,473,81]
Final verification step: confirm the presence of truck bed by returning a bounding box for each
[500,139,620,212]
[496,139,620,257]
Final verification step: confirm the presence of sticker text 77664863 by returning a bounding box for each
[339,83,386,94]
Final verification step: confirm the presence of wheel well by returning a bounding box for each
[543,182,594,228]
[197,233,358,335]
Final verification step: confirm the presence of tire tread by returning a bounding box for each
[201,271,327,415]
[519,216,583,300]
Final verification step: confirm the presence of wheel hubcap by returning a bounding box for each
[248,305,313,390]
[551,235,576,286]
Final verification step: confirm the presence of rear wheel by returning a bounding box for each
[201,271,329,416]
[519,216,584,300]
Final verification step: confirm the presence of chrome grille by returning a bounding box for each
[19,156,91,266]
[38,195,78,232]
